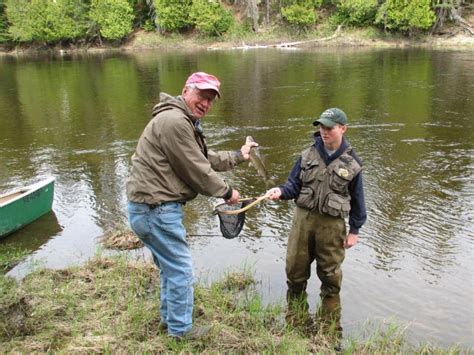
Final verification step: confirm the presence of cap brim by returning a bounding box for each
[313,118,336,127]
[194,83,221,97]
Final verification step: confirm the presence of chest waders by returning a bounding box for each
[285,145,361,327]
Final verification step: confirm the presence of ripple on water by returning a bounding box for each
[364,144,474,278]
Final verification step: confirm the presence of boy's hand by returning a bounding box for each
[266,187,282,200]
[344,233,358,249]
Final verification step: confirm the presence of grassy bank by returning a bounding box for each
[0,254,466,353]
[0,245,28,273]
[124,26,474,51]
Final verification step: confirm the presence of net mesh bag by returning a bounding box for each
[215,198,256,239]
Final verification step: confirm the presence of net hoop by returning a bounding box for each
[214,195,269,239]
[214,195,268,215]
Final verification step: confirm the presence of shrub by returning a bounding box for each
[6,0,88,43]
[281,0,323,8]
[143,19,156,32]
[224,20,253,39]
[281,4,317,28]
[189,0,234,37]
[154,0,191,33]
[5,0,30,41]
[375,0,436,34]
[89,0,135,40]
[0,0,8,42]
[334,0,379,26]
[129,0,154,29]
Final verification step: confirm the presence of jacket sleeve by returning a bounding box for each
[159,117,232,198]
[348,171,367,234]
[207,149,245,172]
[279,157,303,200]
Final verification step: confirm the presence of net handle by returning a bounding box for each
[238,196,260,202]
[216,194,269,215]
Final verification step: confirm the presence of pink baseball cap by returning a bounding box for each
[185,72,221,97]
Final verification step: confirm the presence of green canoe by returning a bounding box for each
[0,177,55,238]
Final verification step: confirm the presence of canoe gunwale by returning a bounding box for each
[0,177,55,208]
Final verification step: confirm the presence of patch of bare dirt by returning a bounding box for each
[0,296,33,339]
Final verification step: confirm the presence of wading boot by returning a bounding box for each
[286,290,312,335]
[317,295,343,351]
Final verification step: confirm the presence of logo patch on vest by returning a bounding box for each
[338,168,349,178]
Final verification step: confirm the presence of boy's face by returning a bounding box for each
[320,123,347,150]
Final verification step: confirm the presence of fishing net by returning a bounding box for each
[214,198,257,239]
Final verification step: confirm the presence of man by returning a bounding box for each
[267,108,366,332]
[126,72,256,339]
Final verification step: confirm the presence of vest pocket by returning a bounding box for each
[323,192,351,218]
[296,186,316,210]
[300,161,319,184]
[329,170,351,193]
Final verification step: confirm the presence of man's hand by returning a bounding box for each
[226,189,240,204]
[241,141,258,160]
[266,187,282,201]
[344,233,358,249]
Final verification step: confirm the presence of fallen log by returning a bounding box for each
[208,25,343,50]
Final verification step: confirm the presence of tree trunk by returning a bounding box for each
[145,0,160,32]
[246,0,259,32]
[431,0,473,35]
[145,0,155,21]
[265,0,270,26]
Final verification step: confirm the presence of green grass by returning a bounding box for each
[0,254,469,353]
[0,245,29,272]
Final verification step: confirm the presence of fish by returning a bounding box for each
[245,136,276,189]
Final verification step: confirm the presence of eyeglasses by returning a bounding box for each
[195,90,217,104]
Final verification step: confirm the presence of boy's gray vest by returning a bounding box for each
[296,145,362,218]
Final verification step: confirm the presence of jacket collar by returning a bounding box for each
[151,92,199,123]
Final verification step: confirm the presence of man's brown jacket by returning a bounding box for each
[126,93,244,205]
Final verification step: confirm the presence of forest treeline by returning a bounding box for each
[0,0,472,45]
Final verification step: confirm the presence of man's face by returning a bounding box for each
[319,123,347,149]
[182,87,217,119]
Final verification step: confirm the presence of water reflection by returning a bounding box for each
[0,48,473,347]
[1,211,62,252]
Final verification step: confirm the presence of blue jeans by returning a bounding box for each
[128,201,194,336]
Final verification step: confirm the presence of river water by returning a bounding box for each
[0,47,473,348]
